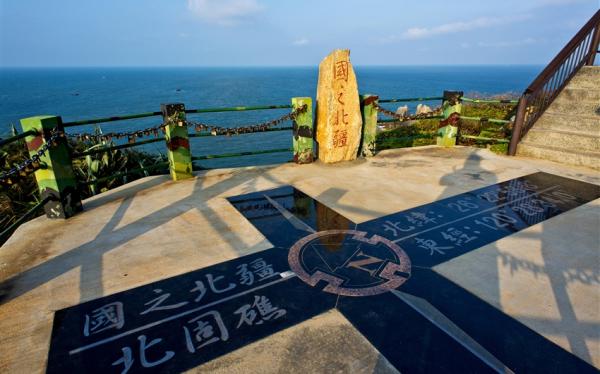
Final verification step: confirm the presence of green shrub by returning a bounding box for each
[1,130,168,239]
[375,98,518,155]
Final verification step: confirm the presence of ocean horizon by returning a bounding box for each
[0,65,543,168]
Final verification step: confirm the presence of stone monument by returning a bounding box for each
[316,49,363,163]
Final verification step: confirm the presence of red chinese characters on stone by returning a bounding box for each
[333,130,348,148]
[334,61,349,82]
[334,109,349,127]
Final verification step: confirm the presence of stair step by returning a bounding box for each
[554,88,600,103]
[578,66,600,75]
[568,80,600,90]
[567,67,600,89]
[522,128,600,152]
[516,141,600,170]
[537,111,600,133]
[571,66,600,79]
[516,67,600,169]
[548,100,600,116]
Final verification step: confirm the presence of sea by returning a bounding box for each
[0,66,541,168]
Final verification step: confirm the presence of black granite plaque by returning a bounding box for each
[358,172,600,267]
[46,172,600,373]
[47,249,337,374]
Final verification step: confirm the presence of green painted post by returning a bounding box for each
[360,94,378,157]
[291,97,314,164]
[161,103,193,181]
[437,90,463,147]
[20,116,82,218]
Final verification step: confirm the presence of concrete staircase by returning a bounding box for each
[517,66,600,170]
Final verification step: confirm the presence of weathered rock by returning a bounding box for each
[395,105,408,117]
[316,49,363,163]
[416,104,433,115]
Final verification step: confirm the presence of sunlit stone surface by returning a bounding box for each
[1,147,599,372]
[315,49,363,163]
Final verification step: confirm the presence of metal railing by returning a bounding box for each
[374,94,515,147]
[508,10,600,155]
[63,103,298,179]
[0,93,519,243]
[0,130,39,148]
[0,102,301,196]
[0,105,296,245]
[2,94,518,187]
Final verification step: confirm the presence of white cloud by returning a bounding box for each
[187,0,264,26]
[400,14,532,40]
[292,38,309,46]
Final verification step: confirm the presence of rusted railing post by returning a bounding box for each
[508,95,528,156]
[360,94,378,157]
[161,103,193,181]
[291,97,314,164]
[20,116,83,218]
[586,23,600,65]
[436,91,462,147]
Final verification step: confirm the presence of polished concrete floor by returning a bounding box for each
[1,146,598,373]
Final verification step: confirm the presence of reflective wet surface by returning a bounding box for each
[47,172,600,373]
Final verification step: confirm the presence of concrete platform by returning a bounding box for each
[0,146,599,373]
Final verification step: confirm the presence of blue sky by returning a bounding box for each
[0,0,598,67]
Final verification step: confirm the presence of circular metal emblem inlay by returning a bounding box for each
[288,230,411,297]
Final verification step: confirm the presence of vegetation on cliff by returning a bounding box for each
[376,96,518,154]
[1,130,167,239]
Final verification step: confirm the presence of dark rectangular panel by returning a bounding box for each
[337,291,497,373]
[228,186,355,247]
[392,268,599,373]
[358,172,599,267]
[46,249,336,373]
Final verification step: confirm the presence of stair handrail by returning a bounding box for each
[508,10,600,155]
